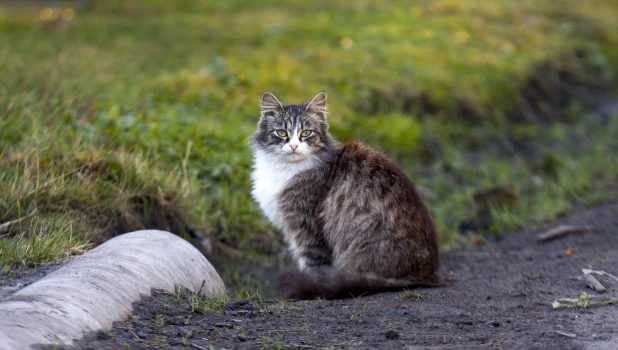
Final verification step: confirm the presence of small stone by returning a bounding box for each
[169,337,183,346]
[177,327,193,338]
[228,299,253,311]
[136,331,148,338]
[385,330,400,340]
[458,218,478,234]
[235,335,247,342]
[385,309,407,316]
[95,329,110,340]
[227,299,246,309]
[215,322,233,328]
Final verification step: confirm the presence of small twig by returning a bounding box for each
[554,331,576,338]
[191,343,209,350]
[0,207,38,235]
[536,225,595,242]
[128,330,141,341]
[198,279,206,296]
[597,299,618,306]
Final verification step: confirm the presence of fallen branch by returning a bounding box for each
[0,207,38,235]
[536,225,595,242]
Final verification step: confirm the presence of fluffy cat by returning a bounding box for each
[251,92,443,299]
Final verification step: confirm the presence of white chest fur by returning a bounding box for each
[251,150,316,230]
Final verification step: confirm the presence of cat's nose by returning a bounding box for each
[290,144,299,152]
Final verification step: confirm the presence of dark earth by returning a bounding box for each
[61,194,618,350]
[0,263,62,300]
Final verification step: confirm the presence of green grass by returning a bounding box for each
[185,289,230,313]
[257,333,286,350]
[169,285,306,316]
[0,0,617,272]
[402,289,423,299]
[0,217,89,271]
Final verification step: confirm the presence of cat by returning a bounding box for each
[251,92,443,299]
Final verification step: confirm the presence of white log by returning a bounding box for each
[0,230,225,349]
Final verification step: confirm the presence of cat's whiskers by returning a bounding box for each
[306,151,326,168]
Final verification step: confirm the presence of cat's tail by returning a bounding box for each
[276,268,446,300]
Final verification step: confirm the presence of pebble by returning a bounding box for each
[169,337,183,345]
[215,322,234,328]
[385,330,400,340]
[95,329,110,340]
[228,299,254,311]
[136,331,149,338]
[177,327,193,338]
[385,309,407,316]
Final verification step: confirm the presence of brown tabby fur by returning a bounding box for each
[251,92,443,299]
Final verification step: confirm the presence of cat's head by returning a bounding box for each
[252,92,334,163]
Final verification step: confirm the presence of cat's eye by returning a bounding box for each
[300,130,313,137]
[275,130,288,138]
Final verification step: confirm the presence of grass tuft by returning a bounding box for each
[0,217,90,270]
[403,289,423,300]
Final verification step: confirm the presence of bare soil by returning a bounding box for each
[0,263,62,300]
[65,195,618,350]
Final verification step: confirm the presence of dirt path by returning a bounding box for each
[67,195,618,350]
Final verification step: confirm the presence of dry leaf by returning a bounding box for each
[473,236,486,245]
[564,247,579,256]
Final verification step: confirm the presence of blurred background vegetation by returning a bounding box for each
[1,0,617,288]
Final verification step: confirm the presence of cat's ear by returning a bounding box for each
[306,92,327,119]
[261,92,284,118]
